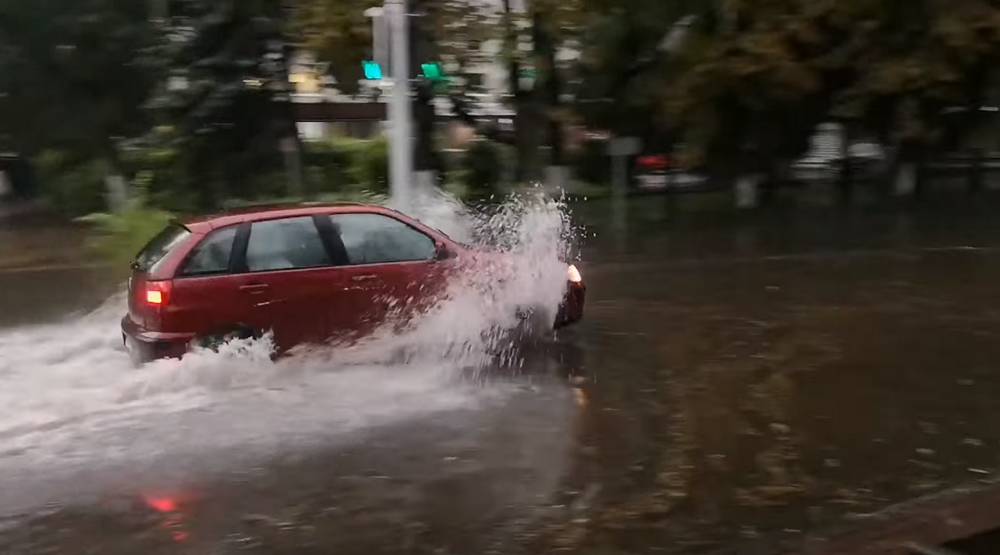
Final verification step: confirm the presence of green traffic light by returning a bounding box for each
[421,62,445,82]
[363,60,383,80]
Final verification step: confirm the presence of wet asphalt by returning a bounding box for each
[6,192,1000,553]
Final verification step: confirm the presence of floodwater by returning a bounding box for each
[5,192,1000,554]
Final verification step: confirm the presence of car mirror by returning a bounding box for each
[434,242,453,261]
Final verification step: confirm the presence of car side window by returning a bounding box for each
[246,217,332,272]
[180,226,237,276]
[328,214,436,265]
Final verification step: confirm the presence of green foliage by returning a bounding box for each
[0,0,157,159]
[35,151,110,217]
[345,137,389,193]
[121,129,194,212]
[304,137,388,194]
[303,139,351,193]
[665,0,1000,171]
[826,0,1000,150]
[151,0,300,207]
[464,140,504,195]
[664,2,830,172]
[76,202,175,272]
[293,0,380,95]
[6,0,998,217]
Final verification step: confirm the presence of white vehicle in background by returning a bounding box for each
[790,123,888,182]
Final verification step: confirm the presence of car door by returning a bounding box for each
[167,225,250,339]
[237,216,350,352]
[326,213,448,336]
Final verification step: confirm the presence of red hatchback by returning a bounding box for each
[122,203,585,364]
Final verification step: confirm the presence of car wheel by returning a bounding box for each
[195,326,259,352]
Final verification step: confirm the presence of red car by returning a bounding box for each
[122,203,585,364]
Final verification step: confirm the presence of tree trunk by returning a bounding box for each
[968,148,983,195]
[102,142,128,212]
[893,161,918,197]
[734,174,761,209]
[410,5,440,188]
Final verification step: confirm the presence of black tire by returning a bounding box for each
[194,326,259,352]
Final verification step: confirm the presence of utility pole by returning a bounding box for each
[385,0,414,208]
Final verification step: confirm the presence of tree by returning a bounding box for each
[663,0,1000,191]
[573,1,703,145]
[664,1,837,182]
[465,0,587,183]
[0,0,158,177]
[152,0,303,208]
[293,0,379,96]
[828,0,1000,192]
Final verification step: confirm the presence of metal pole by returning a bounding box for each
[612,153,627,251]
[386,0,413,208]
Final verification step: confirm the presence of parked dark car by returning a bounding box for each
[122,203,585,364]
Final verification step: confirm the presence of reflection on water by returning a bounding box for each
[0,215,116,327]
[7,196,1000,552]
[534,197,1000,553]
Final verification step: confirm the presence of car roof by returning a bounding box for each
[180,202,404,233]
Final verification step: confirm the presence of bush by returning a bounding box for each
[122,139,196,213]
[76,199,174,273]
[464,140,503,196]
[304,137,388,195]
[304,140,351,193]
[35,150,110,216]
[348,137,389,193]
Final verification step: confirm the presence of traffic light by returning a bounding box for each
[362,60,384,80]
[420,62,445,83]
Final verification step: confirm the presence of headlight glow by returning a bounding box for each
[567,264,583,283]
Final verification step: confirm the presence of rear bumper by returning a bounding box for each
[555,282,586,329]
[121,316,194,363]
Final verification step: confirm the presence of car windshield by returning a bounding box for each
[133,224,190,273]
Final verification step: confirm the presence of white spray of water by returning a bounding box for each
[0,192,577,509]
[314,189,576,370]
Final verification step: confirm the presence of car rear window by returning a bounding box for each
[134,224,191,273]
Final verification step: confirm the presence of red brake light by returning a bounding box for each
[145,281,172,308]
[637,155,669,172]
[145,496,178,513]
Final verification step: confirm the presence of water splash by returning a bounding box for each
[0,191,578,508]
[316,189,577,371]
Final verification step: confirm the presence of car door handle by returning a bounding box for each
[240,283,270,292]
[351,275,378,283]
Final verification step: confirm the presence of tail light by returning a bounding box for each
[637,155,669,172]
[567,264,583,284]
[145,281,172,309]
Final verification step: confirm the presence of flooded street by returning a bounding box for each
[5,195,1000,553]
